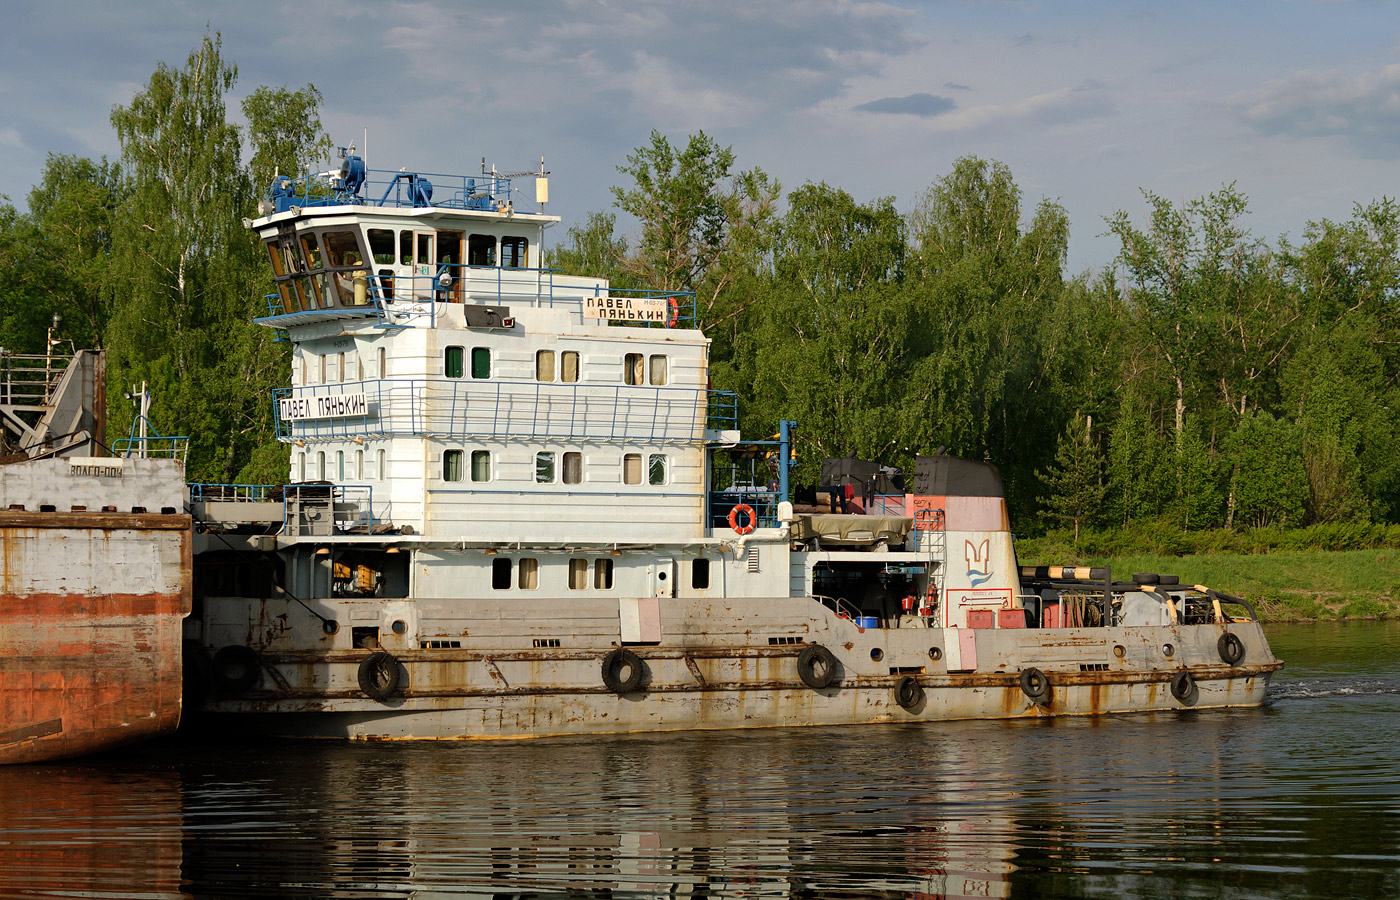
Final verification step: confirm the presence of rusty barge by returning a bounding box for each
[0,349,191,764]
[184,150,1281,740]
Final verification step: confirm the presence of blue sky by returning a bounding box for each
[2,1,1397,272]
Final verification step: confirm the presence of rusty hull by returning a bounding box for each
[0,512,192,764]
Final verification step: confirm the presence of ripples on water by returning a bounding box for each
[1,622,1396,899]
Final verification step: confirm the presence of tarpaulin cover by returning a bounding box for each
[912,455,1003,498]
[789,514,914,545]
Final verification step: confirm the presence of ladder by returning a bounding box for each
[917,507,947,625]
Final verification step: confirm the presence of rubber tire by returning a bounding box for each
[358,651,402,701]
[1132,573,1160,584]
[1218,632,1245,665]
[601,648,645,694]
[797,644,839,690]
[894,676,924,710]
[1170,670,1197,703]
[1158,575,1180,586]
[211,645,260,693]
[1019,667,1050,703]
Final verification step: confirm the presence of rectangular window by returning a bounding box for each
[336,450,345,480]
[298,452,306,482]
[649,354,668,386]
[443,449,463,482]
[692,558,710,590]
[562,451,582,485]
[519,557,539,590]
[355,449,364,481]
[324,231,362,268]
[594,558,614,590]
[535,451,556,483]
[649,454,667,486]
[416,233,434,266]
[623,453,642,485]
[376,449,386,482]
[624,353,644,386]
[319,354,327,384]
[492,557,512,590]
[568,558,588,590]
[536,350,555,382]
[368,229,395,265]
[378,347,387,378]
[471,450,491,482]
[338,351,346,383]
[399,230,413,266]
[471,347,490,379]
[317,451,326,480]
[445,346,464,378]
[300,233,323,270]
[501,237,527,268]
[468,234,496,267]
[561,351,579,383]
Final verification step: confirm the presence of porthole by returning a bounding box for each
[928,647,942,661]
[322,620,340,636]
[391,620,407,636]
[1113,645,1126,659]
[870,648,884,662]
[1162,643,1175,658]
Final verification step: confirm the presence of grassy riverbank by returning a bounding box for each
[1014,542,1400,622]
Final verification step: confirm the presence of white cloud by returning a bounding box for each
[1237,63,1400,157]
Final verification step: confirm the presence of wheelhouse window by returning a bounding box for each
[445,346,464,379]
[648,454,667,486]
[568,558,588,590]
[468,234,495,267]
[492,557,512,590]
[368,229,395,265]
[443,449,463,482]
[649,355,668,386]
[471,347,491,379]
[561,351,579,383]
[399,230,413,265]
[501,237,527,268]
[623,453,642,485]
[518,557,539,590]
[471,450,491,482]
[594,559,614,590]
[562,452,582,485]
[624,353,644,386]
[535,451,556,483]
[536,350,555,382]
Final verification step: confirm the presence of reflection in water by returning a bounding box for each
[2,621,1397,899]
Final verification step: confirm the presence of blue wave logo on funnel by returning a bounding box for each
[965,539,992,588]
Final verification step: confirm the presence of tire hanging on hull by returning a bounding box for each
[601,648,645,694]
[358,651,402,701]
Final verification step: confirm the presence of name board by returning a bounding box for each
[68,460,125,478]
[280,393,369,421]
[584,296,668,322]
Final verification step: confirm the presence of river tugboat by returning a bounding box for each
[185,149,1281,740]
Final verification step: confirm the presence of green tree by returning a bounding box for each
[242,84,334,197]
[542,210,633,288]
[1225,411,1307,528]
[1038,412,1107,542]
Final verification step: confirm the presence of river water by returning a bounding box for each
[1,623,1397,899]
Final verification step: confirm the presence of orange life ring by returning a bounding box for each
[728,503,756,534]
[666,297,680,328]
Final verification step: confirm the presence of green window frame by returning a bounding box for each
[445,346,464,379]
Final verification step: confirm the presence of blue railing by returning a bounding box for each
[709,489,781,531]
[268,163,526,215]
[707,391,738,431]
[113,416,189,461]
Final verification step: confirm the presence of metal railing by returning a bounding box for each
[0,350,72,408]
[188,482,378,535]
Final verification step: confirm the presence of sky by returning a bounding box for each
[1,0,1398,273]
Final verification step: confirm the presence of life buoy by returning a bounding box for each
[1170,670,1197,703]
[601,648,645,694]
[895,676,924,710]
[358,651,402,701]
[728,503,757,534]
[666,297,680,328]
[797,643,838,689]
[1218,632,1245,665]
[1019,667,1049,703]
[212,645,260,693]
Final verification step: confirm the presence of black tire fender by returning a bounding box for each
[894,676,924,710]
[797,643,839,690]
[211,645,260,693]
[358,651,402,701]
[1170,670,1197,703]
[1019,666,1049,703]
[1218,632,1245,665]
[601,648,645,694]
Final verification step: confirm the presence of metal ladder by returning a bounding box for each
[917,508,947,623]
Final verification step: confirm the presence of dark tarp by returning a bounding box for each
[820,456,905,496]
[912,454,1004,498]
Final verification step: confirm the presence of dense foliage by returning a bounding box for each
[2,38,1397,538]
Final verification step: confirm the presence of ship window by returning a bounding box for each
[338,351,346,382]
[624,353,644,386]
[300,233,322,269]
[443,449,463,482]
[319,354,327,384]
[416,233,434,266]
[692,558,710,589]
[562,452,582,485]
[368,229,395,265]
[336,451,345,480]
[502,237,527,268]
[468,234,495,267]
[594,558,614,590]
[266,241,287,276]
[568,558,588,590]
[492,557,512,590]
[471,347,491,379]
[535,451,555,483]
[519,557,539,590]
[378,347,387,378]
[377,449,386,482]
[298,452,306,482]
[471,450,491,482]
[318,451,326,480]
[445,346,464,379]
[355,449,364,481]
[649,454,667,486]
[561,351,579,383]
[324,231,361,268]
[623,453,642,485]
[399,230,412,266]
[649,355,668,386]
[536,350,555,382]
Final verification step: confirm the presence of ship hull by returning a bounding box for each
[0,512,192,764]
